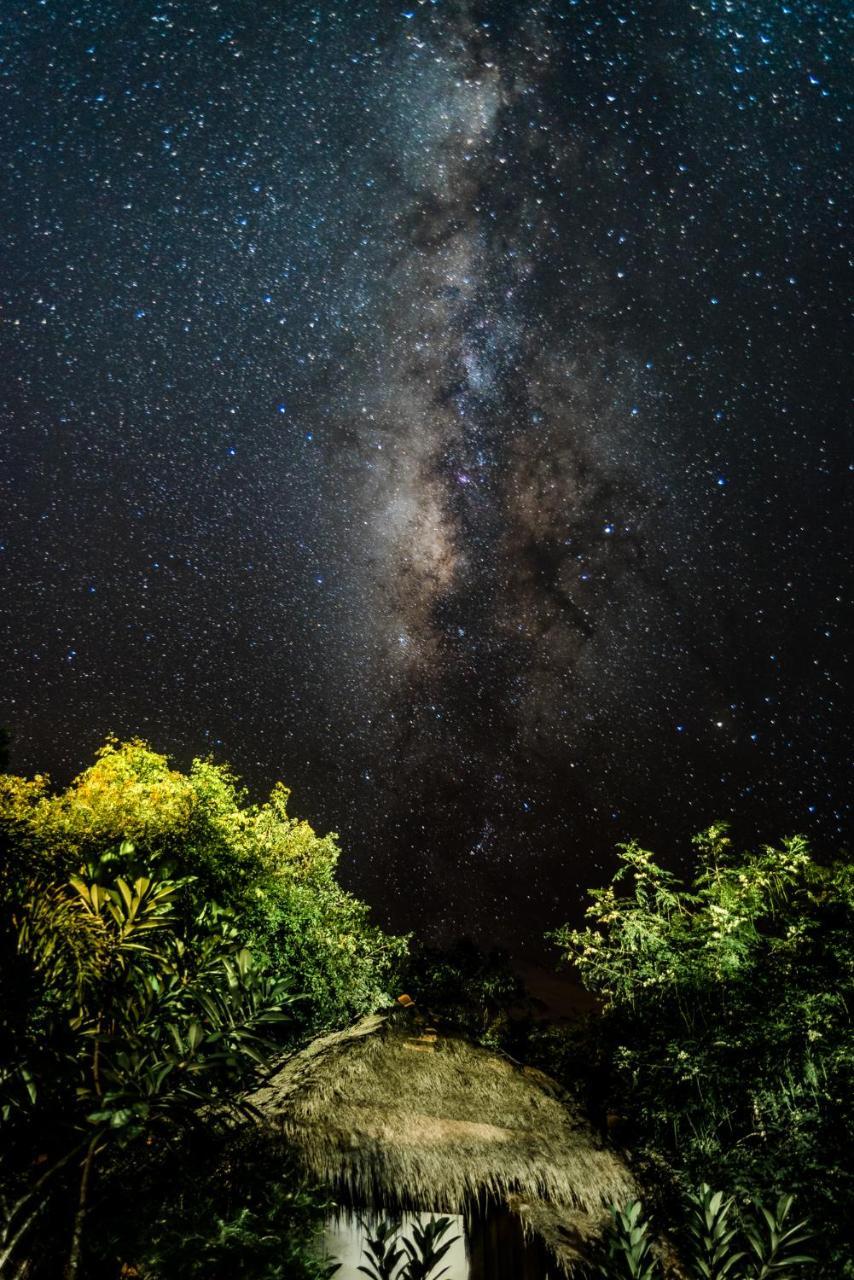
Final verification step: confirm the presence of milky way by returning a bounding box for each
[340,7,684,874]
[1,1,850,948]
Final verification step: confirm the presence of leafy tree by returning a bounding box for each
[0,739,406,1028]
[2,849,295,1278]
[401,939,526,1047]
[97,1131,340,1280]
[0,739,406,1277]
[552,827,853,1278]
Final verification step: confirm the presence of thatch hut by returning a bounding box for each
[245,1010,636,1275]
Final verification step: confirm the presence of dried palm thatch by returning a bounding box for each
[506,1194,611,1273]
[246,1010,635,1270]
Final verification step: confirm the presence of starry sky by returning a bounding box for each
[1,0,850,951]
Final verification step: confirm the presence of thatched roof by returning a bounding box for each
[246,1010,635,1270]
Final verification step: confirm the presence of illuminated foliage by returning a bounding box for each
[0,739,405,1277]
[0,739,406,1026]
[552,827,854,1278]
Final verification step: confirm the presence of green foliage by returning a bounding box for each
[599,1189,812,1280]
[0,739,406,1276]
[602,1201,657,1280]
[399,1215,459,1280]
[741,1194,814,1280]
[1,848,297,1277]
[137,1172,340,1280]
[401,939,526,1047]
[553,827,853,1277]
[251,872,406,1029]
[684,1184,744,1280]
[357,1216,405,1280]
[9,855,296,1137]
[96,1132,340,1280]
[0,738,406,1034]
[357,1216,459,1280]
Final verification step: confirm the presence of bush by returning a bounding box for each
[552,826,854,1278]
[97,1132,339,1280]
[0,739,407,1031]
[599,1187,814,1280]
[0,739,406,1277]
[400,938,527,1048]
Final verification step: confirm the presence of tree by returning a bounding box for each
[3,849,295,1278]
[0,739,406,1277]
[551,826,854,1278]
[0,739,406,1027]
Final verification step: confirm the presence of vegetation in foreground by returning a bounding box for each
[551,826,853,1279]
[357,1215,460,1280]
[600,1187,814,1280]
[0,738,405,1278]
[0,738,849,1278]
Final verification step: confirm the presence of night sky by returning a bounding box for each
[1,1,850,952]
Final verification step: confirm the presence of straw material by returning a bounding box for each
[506,1194,610,1272]
[247,1011,635,1222]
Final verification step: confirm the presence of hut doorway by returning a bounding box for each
[466,1199,560,1280]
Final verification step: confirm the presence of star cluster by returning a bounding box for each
[1,1,850,948]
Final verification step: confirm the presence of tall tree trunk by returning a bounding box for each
[64,1137,98,1280]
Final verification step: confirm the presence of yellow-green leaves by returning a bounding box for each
[67,873,176,970]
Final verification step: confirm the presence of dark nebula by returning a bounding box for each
[1,1,850,951]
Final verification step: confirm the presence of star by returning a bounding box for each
[0,0,848,949]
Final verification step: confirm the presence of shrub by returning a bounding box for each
[552,826,853,1277]
[0,739,406,1276]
